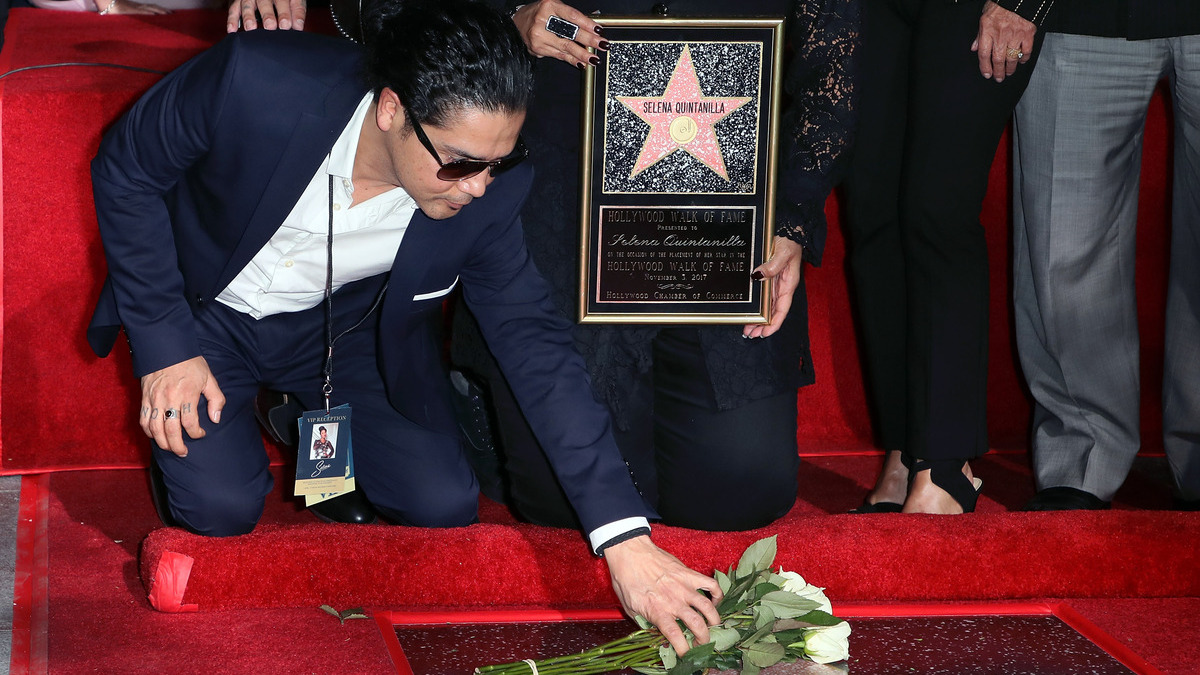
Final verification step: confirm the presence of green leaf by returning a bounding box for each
[739,621,776,649]
[632,668,668,675]
[753,581,782,601]
[715,569,732,595]
[668,642,716,675]
[634,614,654,630]
[760,590,822,619]
[735,535,778,578]
[659,644,677,670]
[319,605,367,625]
[745,640,786,669]
[772,627,809,646]
[710,626,741,652]
[741,662,761,675]
[715,576,757,615]
[794,609,845,627]
[754,605,776,630]
[319,605,340,619]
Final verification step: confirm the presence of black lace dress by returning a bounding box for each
[452,0,859,432]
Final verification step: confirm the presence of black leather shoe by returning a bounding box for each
[1173,497,1200,511]
[253,389,304,448]
[308,490,377,525]
[449,370,506,504]
[148,453,179,527]
[1022,486,1110,511]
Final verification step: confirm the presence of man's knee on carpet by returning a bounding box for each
[170,489,267,537]
[360,466,482,528]
[370,497,479,528]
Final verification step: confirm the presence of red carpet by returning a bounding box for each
[16,461,1200,674]
[141,501,1200,613]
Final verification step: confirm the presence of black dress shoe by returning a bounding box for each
[1022,486,1110,511]
[1173,497,1200,511]
[449,370,507,504]
[308,490,377,525]
[253,389,304,448]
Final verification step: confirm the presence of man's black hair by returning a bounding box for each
[363,0,535,128]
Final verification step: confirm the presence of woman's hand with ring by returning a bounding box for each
[511,0,608,69]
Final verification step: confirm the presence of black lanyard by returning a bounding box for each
[322,174,336,413]
[319,172,391,412]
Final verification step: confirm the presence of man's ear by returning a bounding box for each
[376,88,404,132]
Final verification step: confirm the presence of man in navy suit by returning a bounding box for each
[88,0,720,653]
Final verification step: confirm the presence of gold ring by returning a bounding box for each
[1006,47,1024,60]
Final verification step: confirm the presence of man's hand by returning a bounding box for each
[139,356,225,458]
[603,535,723,656]
[227,0,306,32]
[510,0,607,69]
[743,236,803,339]
[971,1,1034,82]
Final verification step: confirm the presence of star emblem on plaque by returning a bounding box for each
[579,17,785,323]
[615,45,752,182]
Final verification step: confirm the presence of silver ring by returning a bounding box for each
[546,15,579,41]
[164,408,179,420]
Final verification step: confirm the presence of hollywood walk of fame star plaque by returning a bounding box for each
[578,17,785,324]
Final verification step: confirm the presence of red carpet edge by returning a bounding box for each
[140,510,1200,612]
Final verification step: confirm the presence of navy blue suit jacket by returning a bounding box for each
[87,30,648,533]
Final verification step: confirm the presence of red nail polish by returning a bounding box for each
[577,62,586,70]
[589,55,600,66]
[598,40,610,50]
[594,25,604,35]
[751,271,764,281]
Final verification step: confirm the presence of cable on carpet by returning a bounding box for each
[0,62,167,80]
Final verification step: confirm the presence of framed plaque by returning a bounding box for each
[579,17,785,324]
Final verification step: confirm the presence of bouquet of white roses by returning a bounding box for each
[475,535,850,675]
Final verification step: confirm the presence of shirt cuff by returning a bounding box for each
[588,516,651,556]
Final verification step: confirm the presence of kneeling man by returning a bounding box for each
[87,0,718,652]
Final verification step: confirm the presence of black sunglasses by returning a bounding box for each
[409,115,528,182]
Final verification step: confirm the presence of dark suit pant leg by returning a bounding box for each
[273,288,479,529]
[488,327,797,531]
[845,0,1041,460]
[648,328,798,531]
[153,303,282,537]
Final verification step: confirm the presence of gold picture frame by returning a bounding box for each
[578,16,785,324]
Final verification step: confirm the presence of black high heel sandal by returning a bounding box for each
[909,459,983,513]
[850,451,911,514]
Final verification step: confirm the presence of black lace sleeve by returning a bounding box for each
[773,0,860,266]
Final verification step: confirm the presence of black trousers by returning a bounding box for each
[475,327,799,531]
[842,0,1041,461]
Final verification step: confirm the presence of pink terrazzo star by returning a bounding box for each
[616,45,752,180]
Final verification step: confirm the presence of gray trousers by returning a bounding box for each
[1013,31,1200,502]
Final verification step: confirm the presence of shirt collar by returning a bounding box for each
[327,92,375,181]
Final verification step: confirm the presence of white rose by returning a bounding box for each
[777,569,833,615]
[801,621,851,664]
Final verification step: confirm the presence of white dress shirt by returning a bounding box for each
[217,93,415,318]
